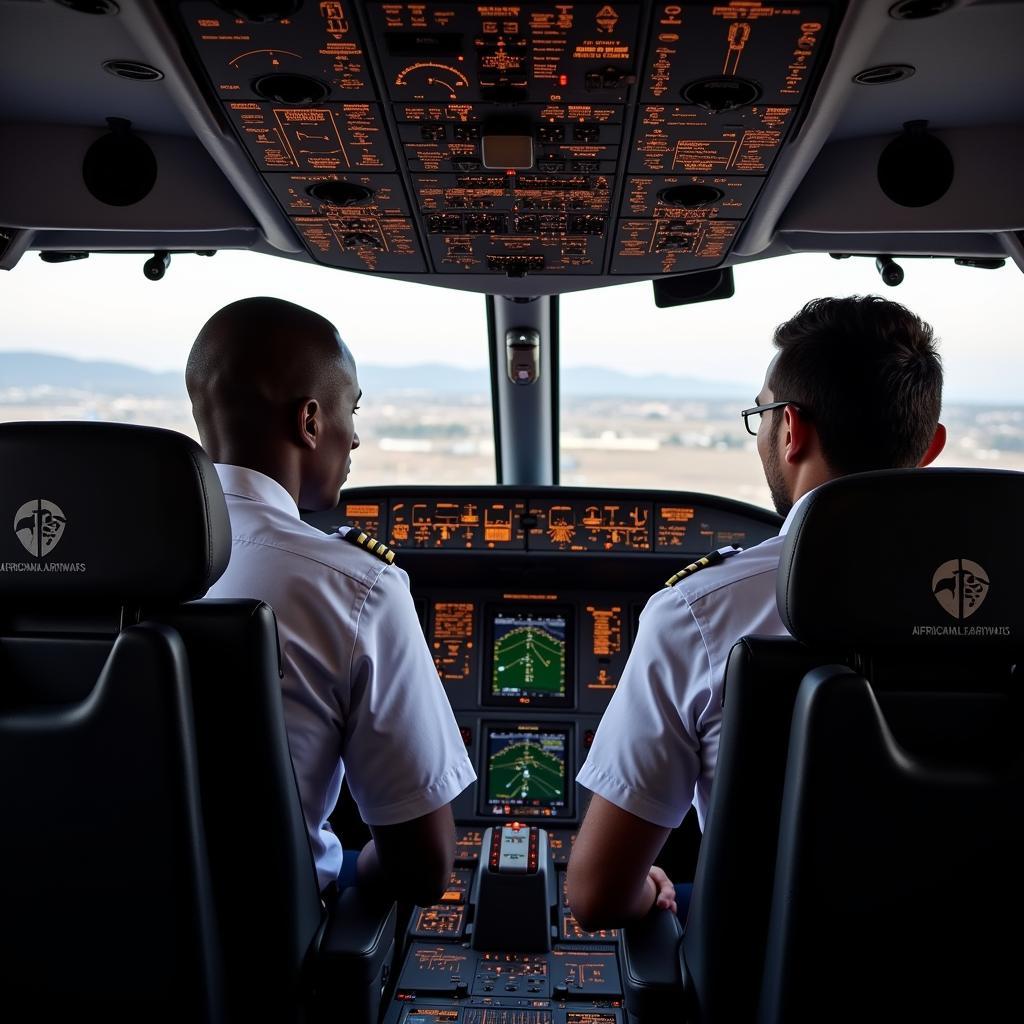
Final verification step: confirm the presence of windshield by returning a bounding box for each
[2,251,1023,504]
[560,254,1024,507]
[0,251,493,485]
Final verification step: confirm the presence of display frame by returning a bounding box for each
[478,722,575,821]
[482,602,575,709]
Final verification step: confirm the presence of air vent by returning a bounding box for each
[252,73,329,105]
[102,60,164,82]
[53,0,118,13]
[853,64,916,85]
[889,0,956,19]
[681,77,761,112]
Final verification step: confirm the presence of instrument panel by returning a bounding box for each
[179,1,835,283]
[306,485,779,825]
[338,492,769,553]
[307,488,777,1024]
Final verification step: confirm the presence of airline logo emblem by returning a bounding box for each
[932,558,990,621]
[14,499,67,558]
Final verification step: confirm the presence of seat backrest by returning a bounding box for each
[758,468,1024,1024]
[0,420,231,1021]
[680,635,839,1024]
[151,600,325,1024]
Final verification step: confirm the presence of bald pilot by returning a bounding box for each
[187,296,475,904]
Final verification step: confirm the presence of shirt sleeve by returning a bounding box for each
[340,563,477,826]
[576,586,713,829]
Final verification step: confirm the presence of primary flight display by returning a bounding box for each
[487,606,572,707]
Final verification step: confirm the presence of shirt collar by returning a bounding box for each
[214,464,300,520]
[778,486,817,537]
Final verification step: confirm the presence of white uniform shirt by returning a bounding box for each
[577,492,811,830]
[206,465,476,890]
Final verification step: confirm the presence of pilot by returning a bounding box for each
[567,295,947,928]
[186,296,476,904]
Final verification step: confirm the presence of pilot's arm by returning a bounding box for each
[340,559,476,906]
[569,585,714,929]
[569,797,676,930]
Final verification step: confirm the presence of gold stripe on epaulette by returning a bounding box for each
[341,528,397,566]
[666,556,707,588]
[665,548,734,587]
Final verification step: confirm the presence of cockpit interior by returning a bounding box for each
[1,0,1023,1022]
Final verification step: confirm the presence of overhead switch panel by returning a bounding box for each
[179,0,833,283]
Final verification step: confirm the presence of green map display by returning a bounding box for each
[491,611,567,697]
[486,730,567,808]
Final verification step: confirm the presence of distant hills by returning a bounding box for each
[0,351,747,399]
[0,353,185,397]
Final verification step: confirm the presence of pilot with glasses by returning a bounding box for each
[567,295,948,929]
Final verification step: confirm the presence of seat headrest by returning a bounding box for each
[777,469,1024,652]
[0,422,230,604]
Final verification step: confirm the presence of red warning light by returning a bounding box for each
[559,74,569,86]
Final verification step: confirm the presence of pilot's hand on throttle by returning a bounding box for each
[648,866,677,914]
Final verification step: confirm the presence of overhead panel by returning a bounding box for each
[183,0,424,272]
[178,1,832,284]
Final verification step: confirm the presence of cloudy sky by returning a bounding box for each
[1,249,1021,403]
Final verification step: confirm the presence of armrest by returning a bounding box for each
[619,908,687,1024]
[313,888,397,1024]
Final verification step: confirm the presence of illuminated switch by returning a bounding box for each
[537,156,565,172]
[420,123,446,142]
[427,213,463,233]
[572,124,600,143]
[537,125,565,144]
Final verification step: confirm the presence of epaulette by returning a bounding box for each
[665,546,741,588]
[341,528,396,565]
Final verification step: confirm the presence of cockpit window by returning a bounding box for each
[0,251,494,485]
[559,254,1024,508]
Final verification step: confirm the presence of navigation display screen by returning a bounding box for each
[484,605,573,708]
[483,725,571,818]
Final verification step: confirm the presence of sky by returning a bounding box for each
[0,249,1022,403]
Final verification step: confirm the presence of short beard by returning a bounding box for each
[764,417,793,517]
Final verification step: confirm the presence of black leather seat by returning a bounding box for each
[620,642,839,1024]
[0,422,394,1024]
[759,468,1024,1024]
[148,602,396,1024]
[0,420,227,1022]
[622,468,1024,1024]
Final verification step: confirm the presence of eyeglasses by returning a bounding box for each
[740,401,801,436]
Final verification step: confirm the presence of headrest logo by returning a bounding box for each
[932,558,989,621]
[14,499,67,558]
